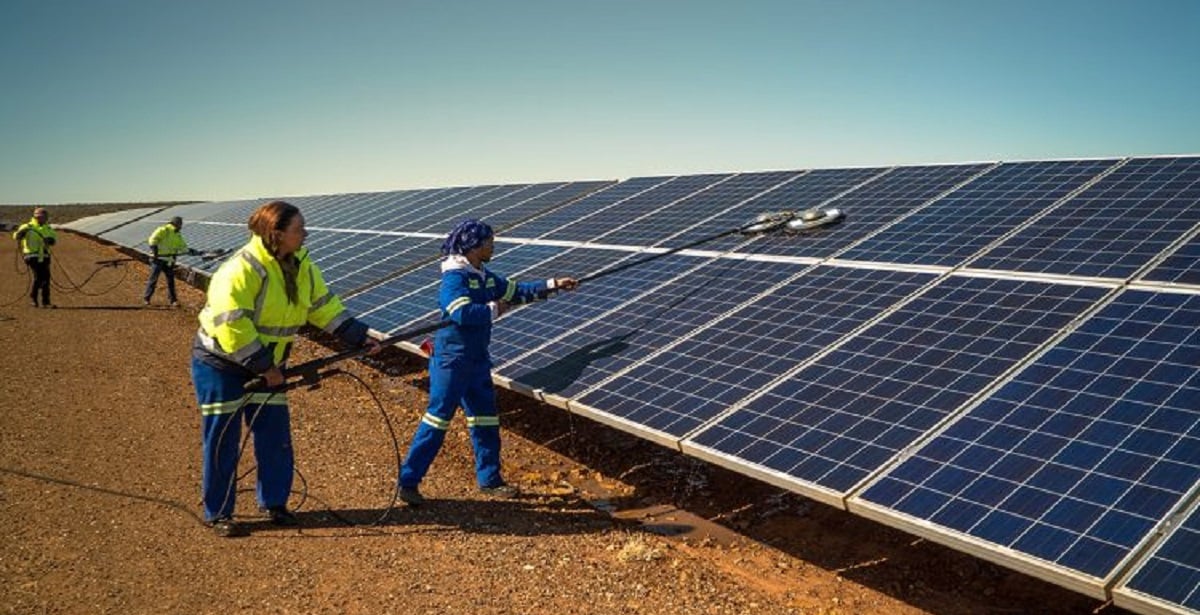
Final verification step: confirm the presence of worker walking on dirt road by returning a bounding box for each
[397,219,578,506]
[12,207,58,308]
[192,200,380,537]
[143,216,198,306]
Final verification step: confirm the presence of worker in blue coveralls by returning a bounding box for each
[397,219,579,506]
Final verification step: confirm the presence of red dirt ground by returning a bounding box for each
[0,215,1134,614]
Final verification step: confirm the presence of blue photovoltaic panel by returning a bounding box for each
[857,289,1200,584]
[174,223,249,271]
[747,163,992,259]
[303,192,400,229]
[689,276,1108,495]
[502,176,673,240]
[98,217,162,249]
[592,171,803,247]
[316,235,440,295]
[1118,495,1200,613]
[1142,232,1200,286]
[345,243,568,334]
[62,207,161,236]
[401,183,532,231]
[842,159,1119,268]
[484,181,614,231]
[381,184,521,231]
[489,250,706,366]
[540,174,733,243]
[971,156,1200,279]
[498,258,809,399]
[574,267,934,439]
[682,166,891,253]
[329,186,490,231]
[414,181,613,233]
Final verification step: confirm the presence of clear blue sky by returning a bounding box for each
[2,0,1197,204]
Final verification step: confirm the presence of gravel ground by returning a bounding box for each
[0,218,1132,615]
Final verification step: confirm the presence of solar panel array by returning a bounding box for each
[74,156,1200,615]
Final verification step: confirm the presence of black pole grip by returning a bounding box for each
[244,319,451,392]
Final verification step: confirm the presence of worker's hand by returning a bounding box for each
[189,248,201,256]
[363,338,382,355]
[494,300,510,318]
[555,277,580,291]
[263,366,285,389]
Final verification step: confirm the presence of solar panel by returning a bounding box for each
[539,174,733,243]
[686,275,1108,505]
[851,288,1200,598]
[569,266,934,445]
[60,207,162,235]
[502,176,673,239]
[1141,230,1200,287]
[497,256,806,402]
[589,171,802,247]
[677,166,891,253]
[841,159,1120,268]
[748,163,993,259]
[315,235,440,295]
[485,181,614,231]
[408,182,580,232]
[1115,492,1200,614]
[970,156,1200,279]
[489,250,705,366]
[344,243,569,334]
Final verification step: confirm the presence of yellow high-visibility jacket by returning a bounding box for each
[148,224,189,261]
[194,235,366,374]
[13,218,58,262]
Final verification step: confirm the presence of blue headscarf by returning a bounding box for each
[441,219,494,255]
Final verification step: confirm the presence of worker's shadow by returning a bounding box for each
[250,493,691,539]
[509,333,634,395]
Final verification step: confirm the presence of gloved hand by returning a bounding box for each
[555,277,580,291]
[189,248,201,256]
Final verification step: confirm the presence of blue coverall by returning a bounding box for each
[399,257,552,489]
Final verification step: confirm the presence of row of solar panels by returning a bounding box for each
[67,156,1200,615]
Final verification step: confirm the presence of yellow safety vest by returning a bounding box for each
[13,218,57,262]
[148,224,189,261]
[196,235,349,368]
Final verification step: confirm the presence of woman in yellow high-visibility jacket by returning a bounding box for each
[192,200,379,537]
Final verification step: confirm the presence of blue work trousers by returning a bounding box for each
[399,358,503,489]
[192,357,294,522]
[144,259,177,302]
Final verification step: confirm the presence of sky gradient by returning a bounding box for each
[2,0,1197,204]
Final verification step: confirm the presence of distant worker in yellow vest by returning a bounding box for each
[191,200,381,537]
[144,216,198,306]
[12,206,58,308]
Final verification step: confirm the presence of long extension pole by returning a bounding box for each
[251,209,836,391]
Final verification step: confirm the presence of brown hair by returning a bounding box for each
[247,200,301,304]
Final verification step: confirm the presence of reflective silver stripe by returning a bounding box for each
[446,296,471,316]
[239,249,269,323]
[239,250,267,279]
[258,325,301,337]
[466,416,500,427]
[200,400,242,416]
[421,413,451,430]
[197,329,265,362]
[211,309,252,327]
[199,392,286,416]
[321,312,349,334]
[310,292,333,312]
[502,280,517,302]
